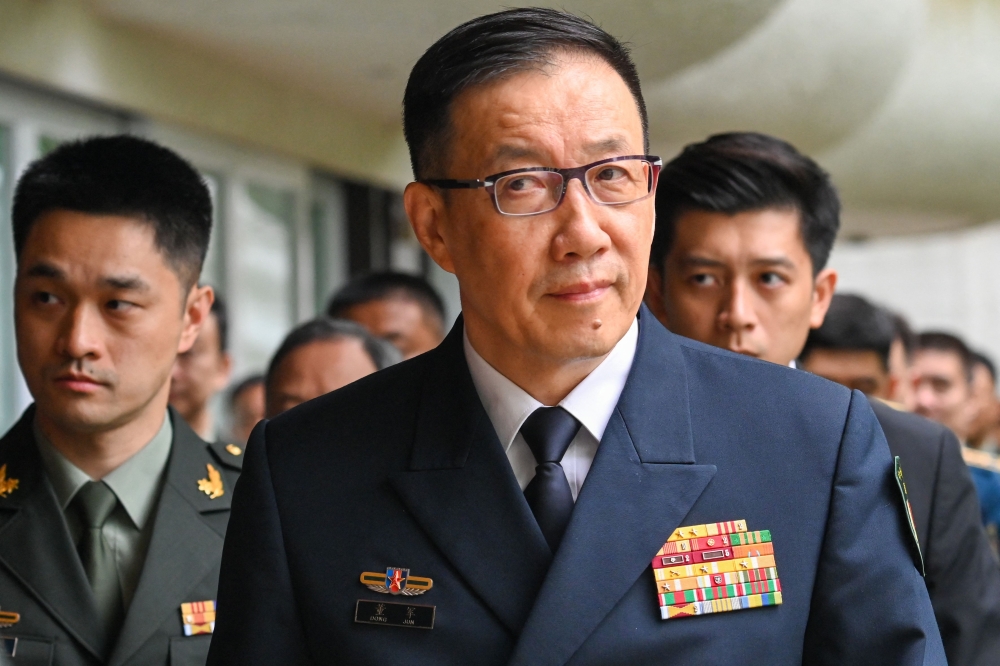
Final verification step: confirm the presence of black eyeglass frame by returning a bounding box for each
[420,154,663,217]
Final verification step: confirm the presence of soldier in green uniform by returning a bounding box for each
[0,136,241,665]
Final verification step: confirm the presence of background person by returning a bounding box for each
[799,293,897,397]
[227,374,265,445]
[210,12,942,665]
[890,312,919,410]
[264,318,399,418]
[966,352,1000,453]
[0,135,241,665]
[169,293,232,442]
[326,271,446,359]
[645,131,1000,665]
[913,332,976,439]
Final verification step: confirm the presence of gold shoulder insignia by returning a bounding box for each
[0,464,19,498]
[197,463,224,499]
[225,444,243,456]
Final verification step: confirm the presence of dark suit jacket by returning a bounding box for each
[0,407,242,666]
[208,309,944,665]
[869,399,1000,666]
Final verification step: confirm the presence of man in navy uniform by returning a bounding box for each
[209,9,944,665]
[644,131,998,665]
[0,136,240,665]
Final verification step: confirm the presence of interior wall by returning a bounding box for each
[829,221,1000,370]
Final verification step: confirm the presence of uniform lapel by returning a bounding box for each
[109,413,227,666]
[390,320,553,636]
[509,309,717,666]
[0,408,108,661]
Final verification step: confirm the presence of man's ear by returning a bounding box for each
[808,268,838,329]
[179,284,214,354]
[644,264,670,327]
[405,182,456,274]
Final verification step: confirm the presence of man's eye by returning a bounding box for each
[107,300,135,312]
[690,274,716,287]
[760,272,786,287]
[33,291,59,305]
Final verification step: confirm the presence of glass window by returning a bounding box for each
[199,171,225,291]
[311,177,348,313]
[229,181,297,375]
[0,124,17,432]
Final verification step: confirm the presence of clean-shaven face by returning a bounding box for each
[15,211,198,435]
[417,53,654,366]
[649,208,835,366]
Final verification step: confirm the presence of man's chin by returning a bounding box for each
[36,396,134,435]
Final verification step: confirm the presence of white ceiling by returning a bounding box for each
[90,0,1000,237]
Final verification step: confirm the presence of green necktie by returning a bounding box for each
[73,481,124,643]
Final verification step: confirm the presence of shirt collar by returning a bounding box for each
[35,412,173,530]
[464,318,639,451]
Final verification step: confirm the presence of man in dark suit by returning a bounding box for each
[209,9,944,665]
[0,136,241,665]
[644,132,1000,665]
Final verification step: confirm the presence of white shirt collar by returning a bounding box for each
[464,318,639,452]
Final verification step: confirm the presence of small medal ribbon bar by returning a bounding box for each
[653,520,783,621]
[355,600,435,629]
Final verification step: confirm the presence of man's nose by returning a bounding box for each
[58,304,103,360]
[720,280,756,331]
[550,179,610,261]
[913,382,936,412]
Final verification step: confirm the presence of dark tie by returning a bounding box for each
[72,481,124,643]
[521,406,582,552]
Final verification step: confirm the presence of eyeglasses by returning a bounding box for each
[420,155,662,217]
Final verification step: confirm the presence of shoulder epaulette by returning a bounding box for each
[207,441,244,472]
[962,446,1000,474]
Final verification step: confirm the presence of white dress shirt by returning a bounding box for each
[464,318,638,501]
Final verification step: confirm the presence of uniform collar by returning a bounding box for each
[34,412,173,530]
[463,318,639,451]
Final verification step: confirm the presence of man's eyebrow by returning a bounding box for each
[679,256,727,269]
[582,136,631,155]
[749,256,797,270]
[492,145,544,164]
[25,263,65,279]
[101,274,151,291]
[490,136,634,167]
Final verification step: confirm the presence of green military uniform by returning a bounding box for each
[0,406,242,665]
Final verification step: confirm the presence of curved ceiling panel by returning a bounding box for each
[644,0,922,154]
[92,0,781,123]
[819,0,1000,230]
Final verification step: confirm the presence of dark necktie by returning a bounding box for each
[72,481,124,643]
[521,406,582,552]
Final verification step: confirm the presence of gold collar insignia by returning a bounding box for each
[197,463,224,499]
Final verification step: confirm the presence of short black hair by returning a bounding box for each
[801,294,895,370]
[916,331,973,384]
[403,7,648,179]
[12,134,212,287]
[892,312,916,362]
[229,373,264,408]
[652,132,840,275]
[326,271,446,328]
[266,318,401,392]
[973,351,997,384]
[210,291,228,353]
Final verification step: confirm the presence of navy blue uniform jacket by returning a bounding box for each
[208,309,945,665]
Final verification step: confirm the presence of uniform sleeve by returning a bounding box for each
[207,421,315,665]
[926,429,1000,666]
[802,391,946,666]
